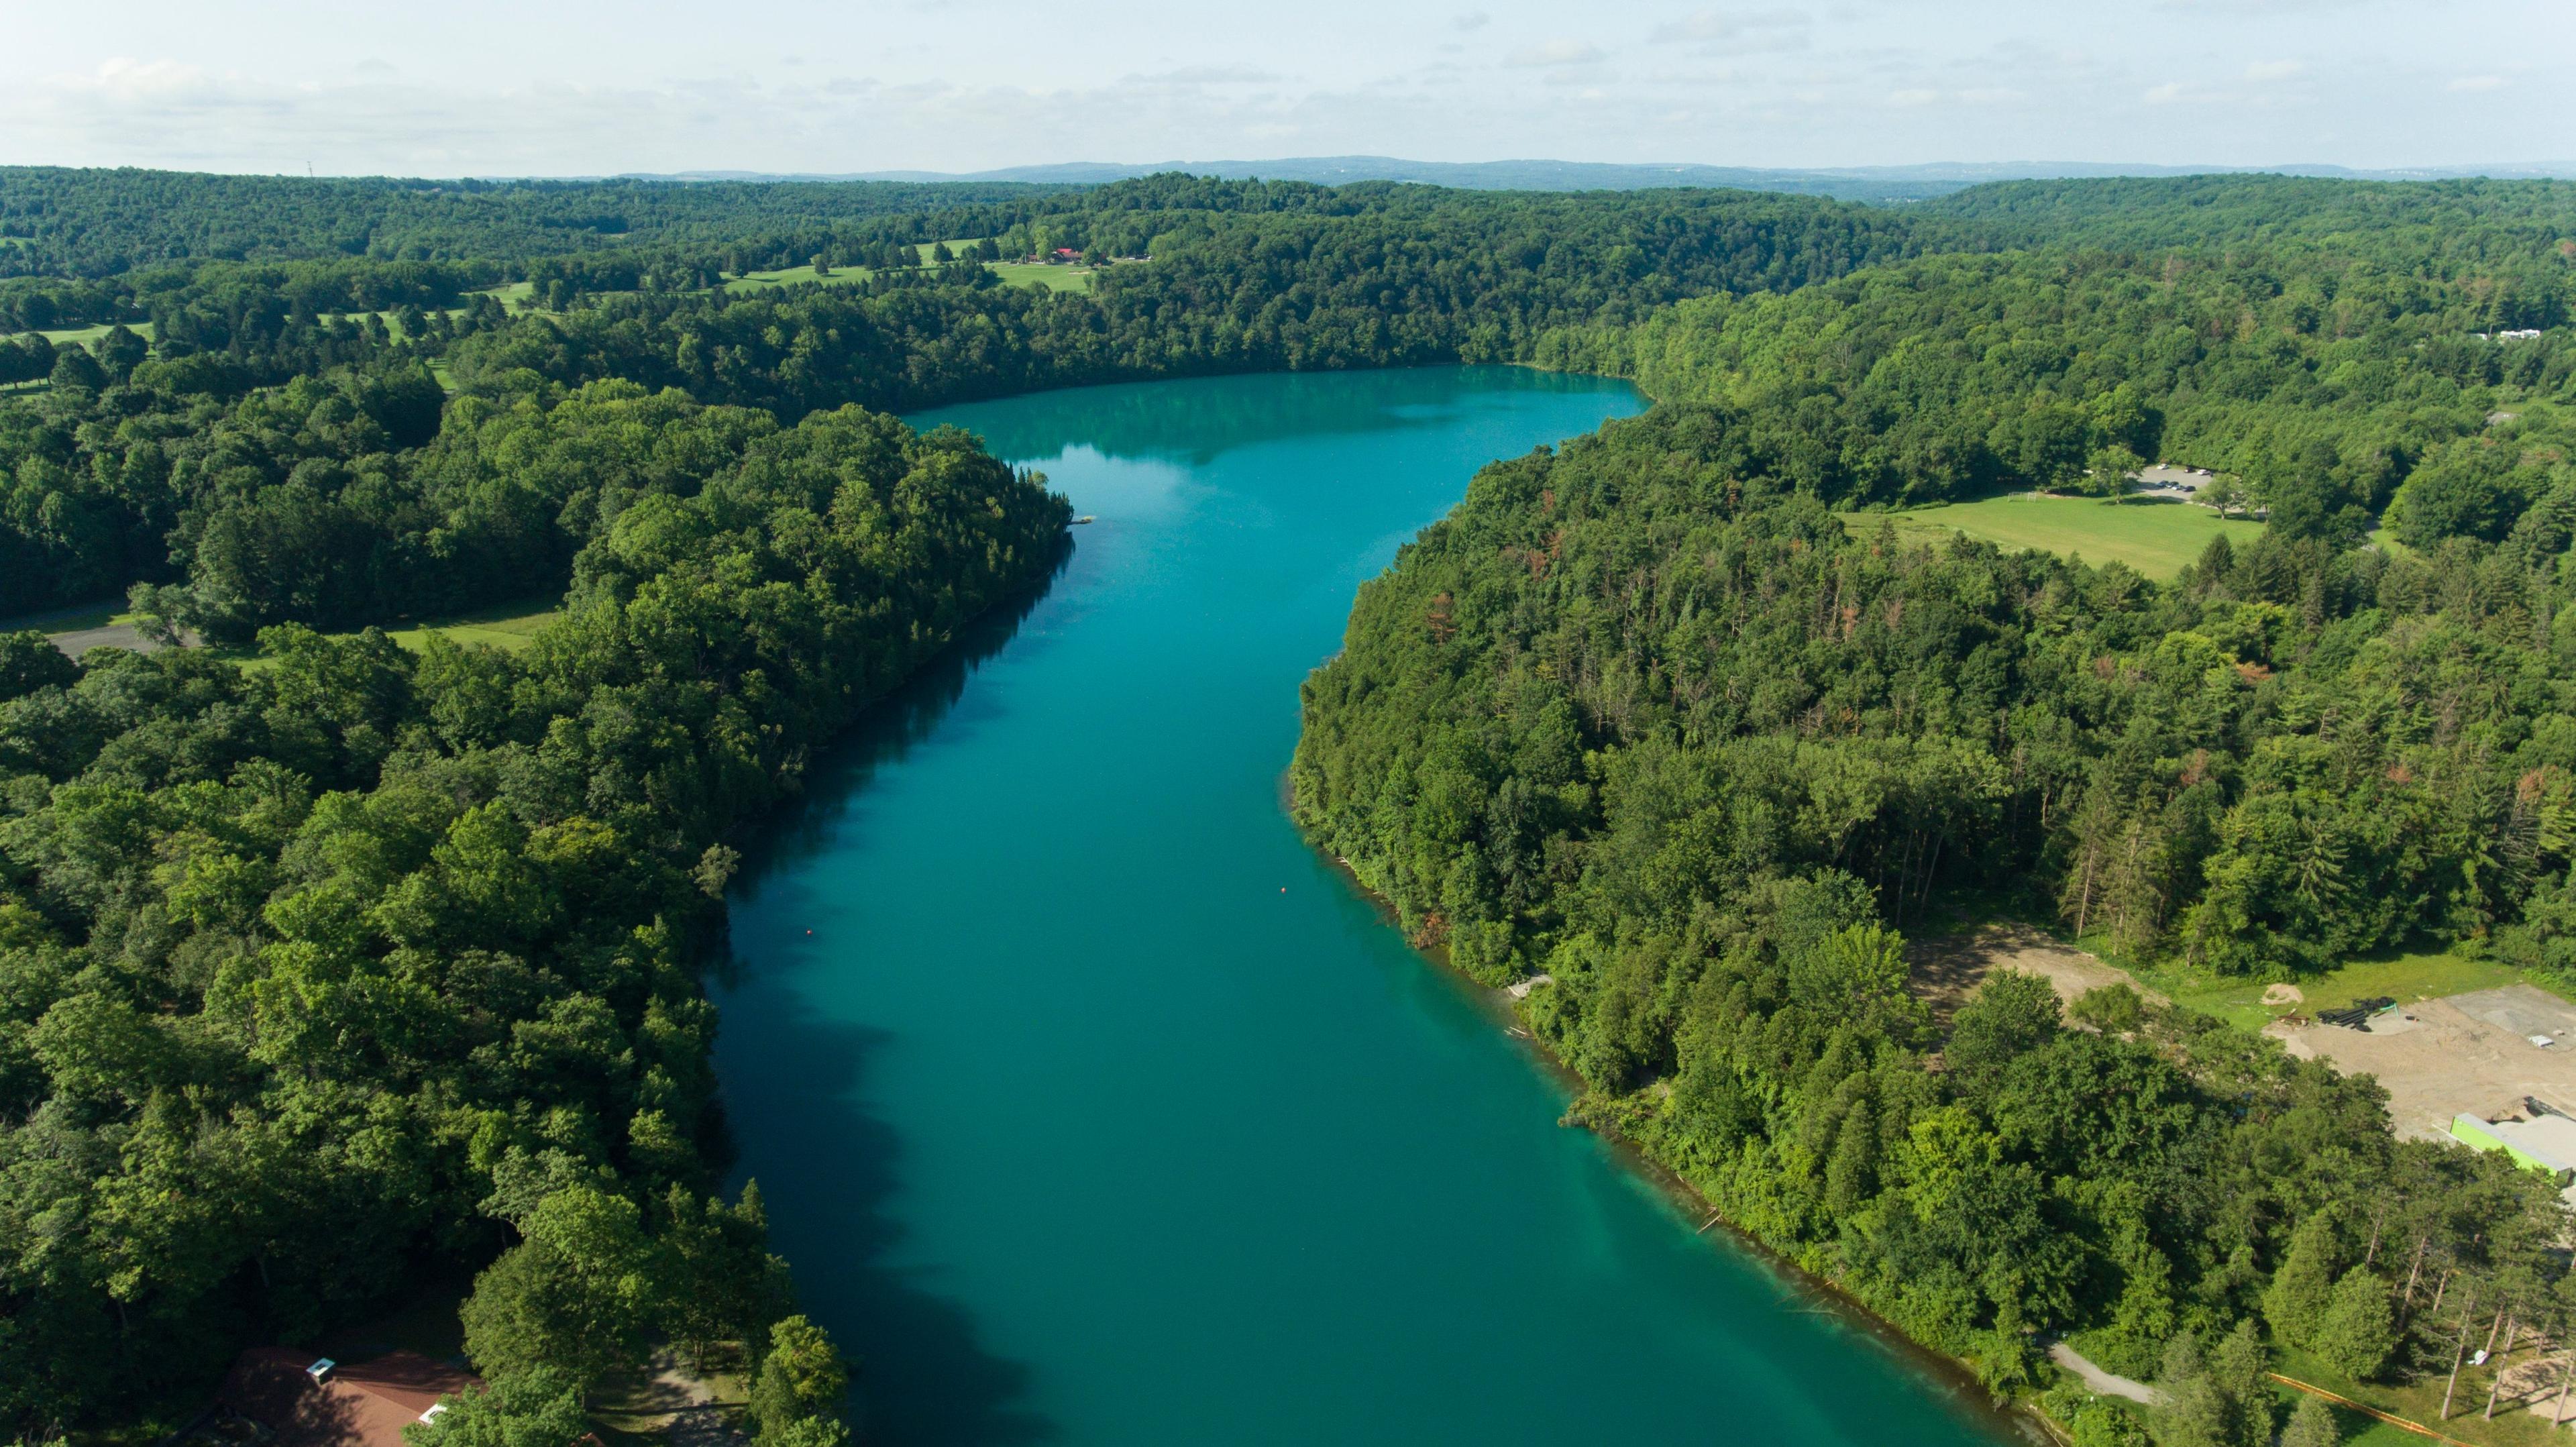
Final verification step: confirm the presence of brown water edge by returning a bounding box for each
[1278,766,2051,1446]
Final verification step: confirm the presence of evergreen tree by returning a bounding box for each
[749,1316,851,1446]
[2279,1395,2338,1447]
[2312,1270,2398,1382]
[2264,1212,2343,1346]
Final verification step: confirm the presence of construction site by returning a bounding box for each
[1913,924,2576,1438]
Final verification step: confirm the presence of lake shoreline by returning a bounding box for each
[727,368,2018,1444]
[1288,787,2047,1444]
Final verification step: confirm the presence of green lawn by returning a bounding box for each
[376,597,560,653]
[2268,1343,2575,1447]
[2487,396,2561,429]
[1845,494,2265,581]
[34,319,157,347]
[723,262,879,294]
[2136,947,2540,1033]
[15,596,559,671]
[725,239,1097,297]
[985,261,1096,294]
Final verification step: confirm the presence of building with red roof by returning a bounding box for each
[215,1348,483,1447]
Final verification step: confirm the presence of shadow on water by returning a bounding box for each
[917,364,1631,467]
[729,543,1069,895]
[714,550,1072,1447]
[730,1009,1054,1447]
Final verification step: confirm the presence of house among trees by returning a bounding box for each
[212,1350,483,1447]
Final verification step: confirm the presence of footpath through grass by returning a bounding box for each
[1846,493,2265,581]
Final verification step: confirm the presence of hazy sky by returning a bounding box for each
[4,0,2569,177]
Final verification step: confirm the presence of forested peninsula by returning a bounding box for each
[3,164,2575,1447]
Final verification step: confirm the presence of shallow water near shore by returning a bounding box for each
[712,366,2019,1446]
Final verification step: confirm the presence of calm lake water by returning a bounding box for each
[713,367,2018,1446]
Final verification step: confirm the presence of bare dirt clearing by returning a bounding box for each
[1908,923,2159,1026]
[2269,984,2576,1141]
[1911,924,2576,1152]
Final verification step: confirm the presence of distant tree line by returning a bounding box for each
[1,180,1928,622]
[0,168,1070,280]
[1532,248,2576,543]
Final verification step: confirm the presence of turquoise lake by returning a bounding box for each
[712,367,2019,1446]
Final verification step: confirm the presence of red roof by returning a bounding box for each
[219,1349,484,1447]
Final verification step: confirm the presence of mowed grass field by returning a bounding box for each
[727,239,1097,297]
[1845,494,2265,581]
[983,261,1095,293]
[2139,947,2537,1033]
[14,596,561,668]
[374,597,561,653]
[229,600,562,669]
[38,319,157,347]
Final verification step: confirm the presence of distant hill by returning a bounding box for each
[629,155,2576,203]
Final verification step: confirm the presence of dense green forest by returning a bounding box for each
[1295,193,2576,1443]
[0,396,1067,1439]
[7,164,2576,1446]
[1924,175,2576,323]
[1290,401,2576,1438]
[1534,248,2576,533]
[0,168,1067,279]
[0,178,1923,621]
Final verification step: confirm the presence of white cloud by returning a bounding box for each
[1505,39,1604,67]
[1128,64,1281,86]
[1651,8,1812,54]
[0,0,2563,176]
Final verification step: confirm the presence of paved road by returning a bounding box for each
[48,622,159,657]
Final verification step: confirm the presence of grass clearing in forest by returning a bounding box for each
[986,262,1096,293]
[724,262,879,293]
[2133,947,2542,1034]
[462,280,538,313]
[1845,493,2265,581]
[230,598,563,672]
[376,596,561,653]
[17,596,559,666]
[30,319,158,348]
[2267,1344,2576,1447]
[725,242,1095,297]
